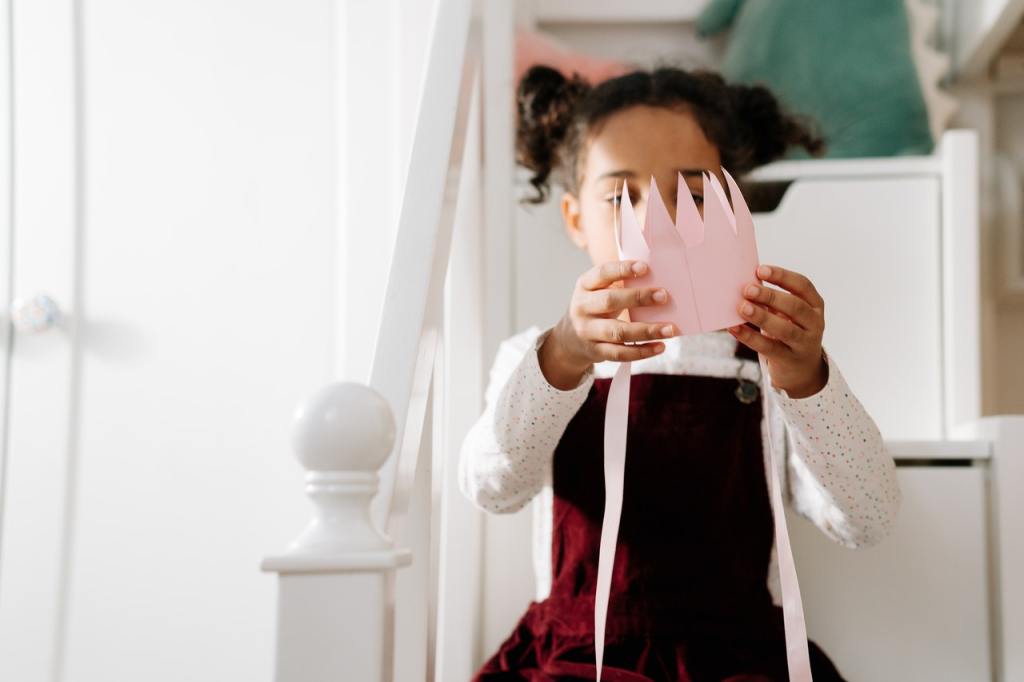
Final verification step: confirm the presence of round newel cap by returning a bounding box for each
[289,382,396,472]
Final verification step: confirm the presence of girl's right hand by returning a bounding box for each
[541,260,678,386]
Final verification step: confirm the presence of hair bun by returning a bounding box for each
[516,65,591,203]
[729,83,824,170]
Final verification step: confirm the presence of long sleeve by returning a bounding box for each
[765,347,902,549]
[458,325,596,514]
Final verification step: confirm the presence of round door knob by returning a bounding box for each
[10,293,63,333]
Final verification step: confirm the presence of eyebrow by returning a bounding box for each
[595,167,710,181]
[677,168,707,178]
[596,169,635,181]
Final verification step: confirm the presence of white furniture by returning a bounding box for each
[749,137,980,442]
[789,443,994,681]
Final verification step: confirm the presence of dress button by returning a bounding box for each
[735,379,760,404]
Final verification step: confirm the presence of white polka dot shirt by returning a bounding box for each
[457,324,902,604]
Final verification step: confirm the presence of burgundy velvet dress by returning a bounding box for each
[471,341,847,681]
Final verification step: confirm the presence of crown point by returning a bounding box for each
[617,175,650,260]
[675,170,703,247]
[722,167,753,230]
[705,171,738,234]
[646,174,674,228]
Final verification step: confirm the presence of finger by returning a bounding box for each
[728,323,788,357]
[742,282,822,332]
[578,260,649,292]
[578,285,669,317]
[738,301,807,350]
[592,340,665,362]
[756,264,825,310]
[584,318,678,344]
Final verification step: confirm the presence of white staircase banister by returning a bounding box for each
[262,383,410,681]
[367,0,477,541]
[261,0,479,680]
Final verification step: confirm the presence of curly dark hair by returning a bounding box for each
[515,64,825,204]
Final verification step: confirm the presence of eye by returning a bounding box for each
[606,194,623,207]
[692,194,704,206]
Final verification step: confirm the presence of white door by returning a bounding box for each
[0,1,82,676]
[0,2,335,680]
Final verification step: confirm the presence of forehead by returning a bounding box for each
[581,105,721,183]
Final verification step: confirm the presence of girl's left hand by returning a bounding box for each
[728,264,829,399]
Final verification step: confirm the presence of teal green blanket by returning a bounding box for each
[697,0,934,158]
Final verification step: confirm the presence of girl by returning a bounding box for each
[458,65,901,681]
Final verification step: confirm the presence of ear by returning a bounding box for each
[561,191,586,249]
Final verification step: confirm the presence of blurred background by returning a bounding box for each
[0,1,1022,681]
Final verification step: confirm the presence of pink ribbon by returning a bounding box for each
[593,361,632,681]
[593,354,813,681]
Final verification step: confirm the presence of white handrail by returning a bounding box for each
[262,0,480,680]
[368,0,477,542]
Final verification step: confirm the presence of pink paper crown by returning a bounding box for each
[615,168,760,335]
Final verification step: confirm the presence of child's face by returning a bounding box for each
[560,105,723,268]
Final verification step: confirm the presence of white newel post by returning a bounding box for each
[262,382,411,682]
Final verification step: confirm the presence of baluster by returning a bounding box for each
[262,382,411,682]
